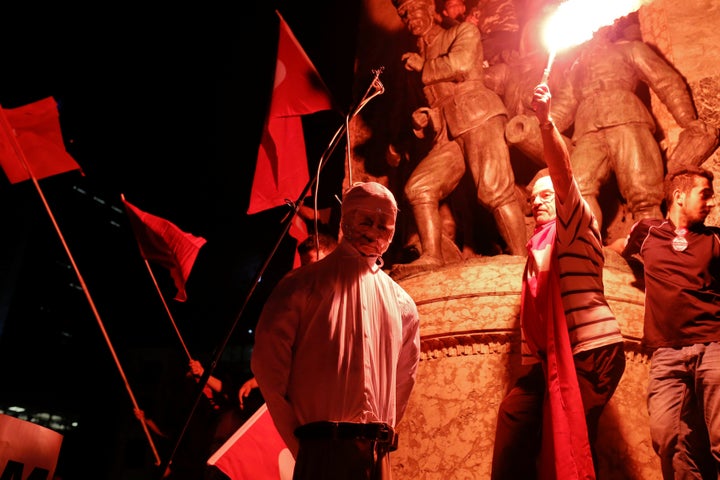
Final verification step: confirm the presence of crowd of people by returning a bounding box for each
[245,85,718,480]
[243,82,719,480]
[130,2,719,479]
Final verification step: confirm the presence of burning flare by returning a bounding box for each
[539,0,653,82]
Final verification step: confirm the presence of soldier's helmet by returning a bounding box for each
[392,0,434,13]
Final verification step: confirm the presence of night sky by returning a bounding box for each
[0,2,358,478]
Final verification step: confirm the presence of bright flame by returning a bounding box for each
[538,0,652,82]
[542,0,649,53]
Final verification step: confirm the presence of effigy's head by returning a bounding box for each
[341,182,398,257]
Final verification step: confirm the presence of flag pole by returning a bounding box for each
[0,106,161,466]
[161,68,386,477]
[142,258,193,361]
[120,194,193,362]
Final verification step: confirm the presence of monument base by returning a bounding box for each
[391,253,661,479]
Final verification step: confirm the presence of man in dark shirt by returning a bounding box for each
[618,166,720,479]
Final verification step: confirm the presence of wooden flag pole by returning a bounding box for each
[141,258,193,362]
[120,194,193,363]
[0,106,161,466]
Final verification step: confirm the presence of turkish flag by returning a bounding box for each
[247,10,333,215]
[121,195,207,302]
[207,403,295,480]
[0,97,82,184]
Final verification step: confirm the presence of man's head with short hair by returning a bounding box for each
[664,166,715,226]
[298,233,337,266]
[528,168,556,225]
[663,166,714,207]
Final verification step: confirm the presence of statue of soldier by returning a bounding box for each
[507,16,718,230]
[391,0,527,278]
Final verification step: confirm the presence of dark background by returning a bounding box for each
[0,2,359,478]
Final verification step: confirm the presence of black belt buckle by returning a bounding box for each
[373,423,398,451]
[375,424,393,444]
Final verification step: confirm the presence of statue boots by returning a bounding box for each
[492,202,528,256]
[390,202,445,279]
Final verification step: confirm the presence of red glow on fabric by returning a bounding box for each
[522,222,595,479]
[208,403,294,479]
[0,98,82,184]
[247,11,333,215]
[122,196,207,302]
[288,214,308,269]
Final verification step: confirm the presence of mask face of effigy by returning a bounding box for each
[343,208,396,257]
[340,182,398,257]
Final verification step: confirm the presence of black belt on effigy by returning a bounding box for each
[295,421,398,448]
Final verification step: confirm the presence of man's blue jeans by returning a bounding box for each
[648,342,720,479]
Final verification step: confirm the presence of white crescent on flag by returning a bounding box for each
[207,403,295,480]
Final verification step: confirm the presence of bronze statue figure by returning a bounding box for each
[506,16,718,230]
[390,0,527,279]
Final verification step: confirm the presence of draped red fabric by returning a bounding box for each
[0,98,82,184]
[121,196,207,302]
[538,255,595,479]
[522,222,595,480]
[247,11,333,215]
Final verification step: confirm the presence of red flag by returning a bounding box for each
[0,97,82,184]
[289,214,308,269]
[247,11,334,215]
[208,403,295,480]
[121,195,207,302]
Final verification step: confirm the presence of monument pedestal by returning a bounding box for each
[391,253,661,479]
